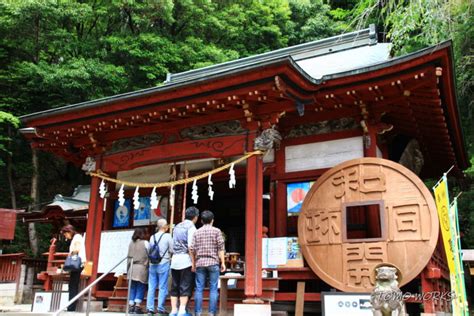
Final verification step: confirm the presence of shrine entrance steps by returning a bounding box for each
[107,277,280,312]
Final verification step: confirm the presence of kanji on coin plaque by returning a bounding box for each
[298,158,439,292]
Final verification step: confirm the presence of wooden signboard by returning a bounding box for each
[0,209,17,240]
[285,137,364,172]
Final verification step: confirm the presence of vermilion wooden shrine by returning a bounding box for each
[20,26,469,314]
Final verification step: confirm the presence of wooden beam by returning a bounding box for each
[279,108,360,129]
[100,109,246,145]
[273,267,318,280]
[271,168,327,182]
[282,129,363,147]
[102,134,248,172]
[274,292,321,301]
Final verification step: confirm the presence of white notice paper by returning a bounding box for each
[267,237,288,266]
[98,229,134,274]
[262,238,269,268]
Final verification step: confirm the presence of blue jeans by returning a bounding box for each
[194,265,220,314]
[146,261,170,312]
[129,280,146,305]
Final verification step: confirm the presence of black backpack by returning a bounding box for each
[148,233,168,264]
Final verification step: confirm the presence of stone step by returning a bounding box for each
[107,293,274,312]
[115,278,279,292]
[112,286,278,299]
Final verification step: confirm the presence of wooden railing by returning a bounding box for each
[38,252,69,291]
[0,253,25,283]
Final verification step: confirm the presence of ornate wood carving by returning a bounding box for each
[254,127,282,151]
[180,120,246,140]
[103,135,247,172]
[81,157,96,172]
[107,133,163,154]
[298,158,439,293]
[398,139,424,175]
[286,117,359,138]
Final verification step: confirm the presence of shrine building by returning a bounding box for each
[20,25,469,315]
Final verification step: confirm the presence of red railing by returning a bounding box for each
[0,253,25,283]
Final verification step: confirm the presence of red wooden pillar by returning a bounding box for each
[268,181,276,238]
[274,143,287,237]
[422,268,436,313]
[102,196,114,230]
[275,181,287,237]
[244,132,263,300]
[363,122,378,158]
[101,174,117,231]
[85,157,104,287]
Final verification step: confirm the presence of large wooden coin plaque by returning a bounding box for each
[298,158,439,292]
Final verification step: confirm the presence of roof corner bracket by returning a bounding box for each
[295,100,305,117]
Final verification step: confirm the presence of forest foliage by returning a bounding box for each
[0,0,472,255]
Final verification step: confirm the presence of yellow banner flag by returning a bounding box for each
[433,176,456,273]
[450,200,469,315]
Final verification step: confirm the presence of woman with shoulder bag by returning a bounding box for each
[61,225,86,312]
[127,227,149,314]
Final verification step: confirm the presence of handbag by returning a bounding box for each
[63,254,82,272]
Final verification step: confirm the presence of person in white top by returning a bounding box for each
[61,225,87,312]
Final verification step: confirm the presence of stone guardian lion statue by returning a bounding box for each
[370,265,407,316]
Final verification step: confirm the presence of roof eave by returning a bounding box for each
[20,26,378,124]
[20,56,314,124]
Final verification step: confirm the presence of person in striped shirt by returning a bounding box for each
[190,210,226,316]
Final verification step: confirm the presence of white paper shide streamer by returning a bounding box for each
[208,174,214,201]
[118,184,125,206]
[192,179,199,204]
[169,185,175,209]
[229,163,236,188]
[99,180,108,211]
[99,179,107,199]
[150,187,159,209]
[133,186,140,210]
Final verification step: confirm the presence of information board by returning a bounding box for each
[262,237,304,268]
[32,292,68,313]
[97,229,134,274]
[322,292,373,316]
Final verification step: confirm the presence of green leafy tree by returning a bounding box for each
[350,0,474,248]
[0,0,334,255]
[288,0,346,45]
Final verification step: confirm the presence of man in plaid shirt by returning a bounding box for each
[190,210,226,316]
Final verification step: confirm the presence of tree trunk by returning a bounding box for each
[28,147,39,256]
[6,126,17,209]
[7,153,16,209]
